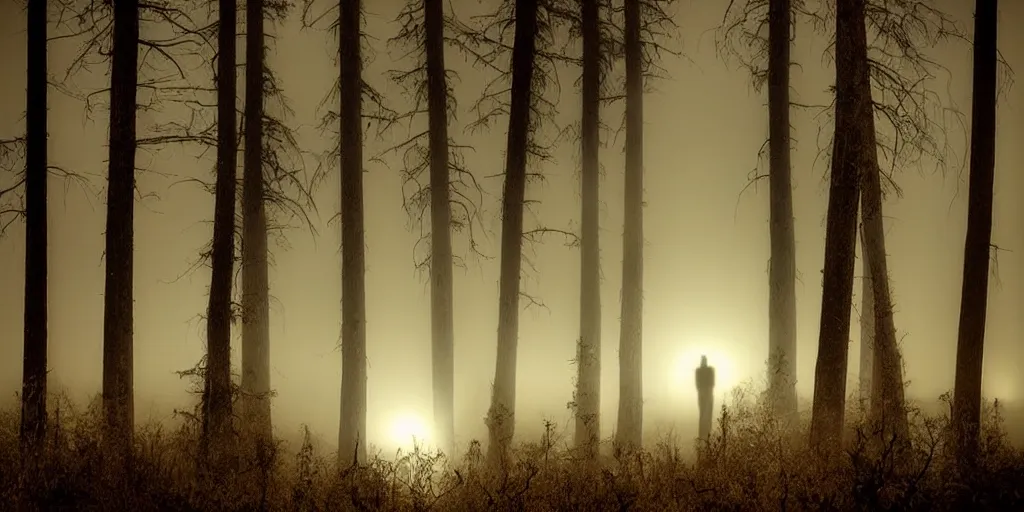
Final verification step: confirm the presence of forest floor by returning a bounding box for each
[1,391,1023,511]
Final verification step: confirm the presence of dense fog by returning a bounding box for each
[1,0,1023,455]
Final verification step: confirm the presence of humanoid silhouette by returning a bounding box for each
[695,355,716,441]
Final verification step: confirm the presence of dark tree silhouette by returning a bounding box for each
[857,226,874,406]
[809,0,868,448]
[21,0,48,471]
[240,0,273,447]
[441,0,578,464]
[485,0,539,466]
[337,0,368,465]
[421,0,457,456]
[386,0,482,457]
[615,0,645,452]
[859,97,908,441]
[102,0,140,465]
[952,0,998,464]
[202,0,238,471]
[764,0,797,421]
[574,0,603,458]
[719,0,802,422]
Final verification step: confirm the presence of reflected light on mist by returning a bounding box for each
[672,345,743,396]
[984,377,1018,404]
[385,411,433,453]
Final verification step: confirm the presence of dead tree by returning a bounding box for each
[486,0,539,466]
[240,0,272,448]
[574,0,604,458]
[443,0,579,465]
[57,0,234,469]
[386,0,488,457]
[301,0,394,466]
[809,0,868,449]
[720,0,800,425]
[201,0,239,472]
[336,0,368,465]
[859,96,908,442]
[614,0,675,453]
[858,224,874,407]
[615,0,645,452]
[952,0,998,464]
[812,0,967,442]
[21,0,49,472]
[102,0,141,464]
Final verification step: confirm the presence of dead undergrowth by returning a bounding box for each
[1,388,1021,511]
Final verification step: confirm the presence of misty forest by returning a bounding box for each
[0,0,1022,509]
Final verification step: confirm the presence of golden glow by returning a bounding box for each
[386,411,433,452]
[984,379,1018,403]
[671,345,743,395]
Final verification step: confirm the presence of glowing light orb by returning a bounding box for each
[387,412,432,451]
[672,346,742,395]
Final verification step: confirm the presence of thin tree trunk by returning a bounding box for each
[574,0,602,459]
[859,119,908,441]
[952,0,998,463]
[857,225,874,407]
[203,0,238,470]
[766,0,797,422]
[615,0,644,452]
[338,0,367,466]
[809,0,869,448]
[21,0,48,470]
[486,0,537,466]
[102,0,139,465]
[242,0,273,445]
[424,0,456,457]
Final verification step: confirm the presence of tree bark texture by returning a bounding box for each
[424,0,456,457]
[615,0,645,452]
[241,0,273,445]
[486,0,537,466]
[952,0,997,463]
[338,0,368,466]
[809,0,869,449]
[203,0,239,468]
[859,117,908,441]
[102,0,139,464]
[574,0,602,459]
[766,0,798,422]
[857,225,874,406]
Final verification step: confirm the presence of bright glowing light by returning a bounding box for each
[984,379,1017,404]
[672,346,742,396]
[387,412,433,451]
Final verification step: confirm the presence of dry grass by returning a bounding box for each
[1,388,1022,511]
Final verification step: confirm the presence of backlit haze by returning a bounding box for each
[1,0,1023,455]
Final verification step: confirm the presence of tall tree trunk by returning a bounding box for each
[486,0,537,466]
[574,0,602,459]
[857,225,874,407]
[102,0,139,464]
[338,0,367,466]
[203,0,238,469]
[241,0,273,445]
[809,0,869,448]
[859,119,908,441]
[766,0,797,422]
[21,0,48,470]
[615,0,644,452]
[423,0,456,457]
[952,0,998,463]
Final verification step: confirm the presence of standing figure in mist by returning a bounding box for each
[696,356,716,441]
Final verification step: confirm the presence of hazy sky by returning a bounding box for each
[0,0,1022,452]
